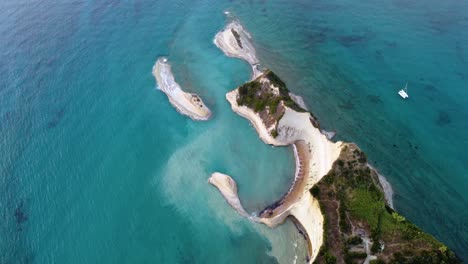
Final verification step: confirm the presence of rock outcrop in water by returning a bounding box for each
[208,173,252,219]
[214,20,262,79]
[152,57,211,121]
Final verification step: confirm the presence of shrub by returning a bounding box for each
[239,83,248,95]
[324,251,337,264]
[311,185,320,197]
[254,100,266,112]
[339,201,350,233]
[267,97,281,114]
[371,240,381,254]
[346,251,367,259]
[265,70,286,89]
[392,212,406,223]
[347,236,363,245]
[323,174,334,185]
[271,129,278,138]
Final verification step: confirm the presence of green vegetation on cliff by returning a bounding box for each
[237,70,306,114]
[312,144,460,264]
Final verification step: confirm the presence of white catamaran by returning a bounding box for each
[398,83,409,99]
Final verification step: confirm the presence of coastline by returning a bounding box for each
[211,20,342,263]
[208,18,460,264]
[152,57,212,121]
[215,20,395,207]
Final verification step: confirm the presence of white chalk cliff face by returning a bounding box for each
[153,57,211,121]
[210,20,343,263]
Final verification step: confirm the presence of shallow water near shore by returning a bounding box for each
[1,0,467,263]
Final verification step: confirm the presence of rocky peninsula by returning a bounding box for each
[212,20,342,262]
[214,21,262,79]
[215,68,342,262]
[152,57,211,121]
[209,20,461,264]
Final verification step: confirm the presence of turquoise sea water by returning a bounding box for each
[1,0,467,263]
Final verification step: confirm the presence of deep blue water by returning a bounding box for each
[1,0,467,263]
